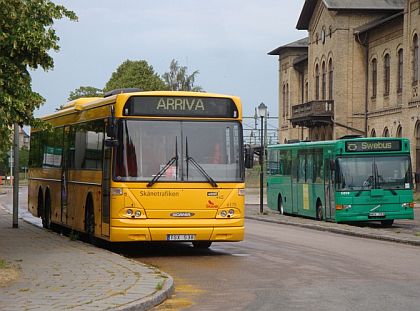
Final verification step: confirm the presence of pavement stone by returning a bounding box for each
[0,204,174,311]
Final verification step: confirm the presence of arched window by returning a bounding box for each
[372,59,377,98]
[322,61,326,100]
[396,125,402,138]
[413,34,418,84]
[282,84,286,118]
[286,83,289,117]
[328,59,333,99]
[383,127,390,137]
[384,54,390,96]
[315,64,320,100]
[370,129,376,137]
[398,49,403,93]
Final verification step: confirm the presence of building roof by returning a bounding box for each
[297,0,405,30]
[354,11,403,35]
[268,37,308,56]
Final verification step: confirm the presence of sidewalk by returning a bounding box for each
[0,204,174,310]
[245,188,420,247]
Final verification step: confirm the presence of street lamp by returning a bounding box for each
[258,102,267,214]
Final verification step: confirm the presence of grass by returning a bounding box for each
[0,259,8,269]
[156,281,164,291]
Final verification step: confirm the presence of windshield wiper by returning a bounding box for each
[147,138,178,187]
[186,137,218,188]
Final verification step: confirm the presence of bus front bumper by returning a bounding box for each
[109,225,244,242]
[335,210,414,223]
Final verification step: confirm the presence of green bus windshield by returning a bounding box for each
[336,155,412,191]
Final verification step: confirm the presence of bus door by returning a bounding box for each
[291,152,300,214]
[324,156,335,220]
[101,133,112,237]
[61,126,70,224]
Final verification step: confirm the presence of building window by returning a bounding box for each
[315,64,320,100]
[396,125,402,138]
[321,61,326,100]
[372,58,377,98]
[413,34,419,84]
[328,59,333,99]
[282,84,286,118]
[370,129,376,137]
[383,127,390,137]
[384,53,390,96]
[286,83,289,117]
[305,81,309,102]
[398,49,403,93]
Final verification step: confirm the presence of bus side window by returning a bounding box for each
[298,151,306,183]
[306,152,313,183]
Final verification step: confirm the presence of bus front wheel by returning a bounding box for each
[85,196,95,243]
[192,241,212,249]
[381,219,394,227]
[316,200,323,221]
[278,195,284,215]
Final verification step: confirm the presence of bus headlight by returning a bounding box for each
[126,209,133,216]
[220,211,227,217]
[228,209,235,216]
[135,210,142,217]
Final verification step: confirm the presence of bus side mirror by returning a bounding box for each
[330,159,335,171]
[106,121,117,139]
[244,145,254,169]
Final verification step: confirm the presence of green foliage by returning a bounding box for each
[19,146,29,170]
[0,0,77,154]
[104,60,166,92]
[68,86,103,101]
[162,59,203,91]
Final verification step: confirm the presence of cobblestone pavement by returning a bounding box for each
[245,188,420,246]
[0,192,173,311]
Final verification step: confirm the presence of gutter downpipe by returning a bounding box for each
[356,31,369,137]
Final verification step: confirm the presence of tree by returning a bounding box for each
[162,59,203,92]
[0,0,77,155]
[68,86,103,101]
[104,60,166,92]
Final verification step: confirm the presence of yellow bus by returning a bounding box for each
[28,90,245,248]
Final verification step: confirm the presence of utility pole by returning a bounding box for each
[13,123,19,228]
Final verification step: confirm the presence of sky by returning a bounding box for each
[31,0,305,129]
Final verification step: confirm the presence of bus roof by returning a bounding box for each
[41,90,242,123]
[268,137,411,154]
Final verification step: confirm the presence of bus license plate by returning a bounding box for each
[167,234,195,241]
[369,212,385,217]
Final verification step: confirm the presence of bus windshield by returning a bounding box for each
[336,156,412,191]
[115,119,243,183]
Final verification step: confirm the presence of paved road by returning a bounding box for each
[121,219,420,311]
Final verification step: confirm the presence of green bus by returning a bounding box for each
[266,137,414,226]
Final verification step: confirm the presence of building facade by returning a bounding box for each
[269,0,420,182]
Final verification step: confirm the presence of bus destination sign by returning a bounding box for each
[345,140,402,152]
[124,96,238,118]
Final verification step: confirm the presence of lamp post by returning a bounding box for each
[258,102,267,214]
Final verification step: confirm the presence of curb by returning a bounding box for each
[246,215,420,247]
[118,273,174,311]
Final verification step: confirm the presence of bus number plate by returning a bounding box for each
[167,234,196,241]
[369,212,385,217]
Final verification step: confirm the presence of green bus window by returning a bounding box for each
[306,153,314,183]
[298,151,306,182]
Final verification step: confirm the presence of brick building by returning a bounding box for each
[269,0,420,179]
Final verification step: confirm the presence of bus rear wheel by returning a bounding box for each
[192,241,212,249]
[381,219,394,227]
[42,191,52,229]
